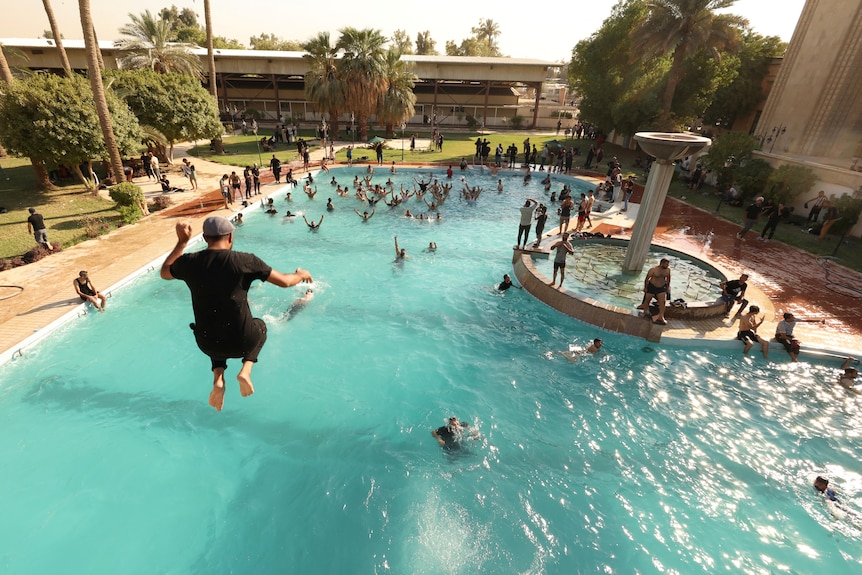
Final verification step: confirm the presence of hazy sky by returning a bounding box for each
[2,0,807,62]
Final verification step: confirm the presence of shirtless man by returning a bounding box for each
[639,258,671,325]
[302,214,324,230]
[737,305,768,358]
[560,338,603,361]
[394,236,408,261]
[73,270,107,311]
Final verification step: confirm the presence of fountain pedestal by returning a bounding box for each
[622,132,711,273]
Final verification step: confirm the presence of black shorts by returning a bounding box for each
[193,318,268,370]
[554,260,566,270]
[737,330,757,343]
[647,283,667,295]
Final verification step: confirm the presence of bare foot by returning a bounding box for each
[209,385,225,411]
[636,304,647,310]
[209,369,226,411]
[237,362,255,397]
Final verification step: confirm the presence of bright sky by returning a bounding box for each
[2,0,807,62]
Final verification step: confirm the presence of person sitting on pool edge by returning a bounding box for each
[432,416,474,448]
[73,270,107,312]
[737,305,768,359]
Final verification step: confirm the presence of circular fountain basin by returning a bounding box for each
[533,239,726,317]
[517,239,730,337]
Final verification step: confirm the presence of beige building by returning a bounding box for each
[753,0,862,235]
[1,38,566,131]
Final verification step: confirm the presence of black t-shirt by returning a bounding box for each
[27,213,46,230]
[170,249,272,348]
[745,203,762,219]
[724,279,746,296]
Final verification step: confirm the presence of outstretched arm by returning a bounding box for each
[303,215,312,227]
[160,222,192,279]
[394,236,400,256]
[267,267,313,288]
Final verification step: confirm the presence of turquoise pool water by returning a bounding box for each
[1,167,860,574]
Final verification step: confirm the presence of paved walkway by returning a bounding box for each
[1,142,860,362]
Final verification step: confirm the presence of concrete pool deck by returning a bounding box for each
[1,147,860,363]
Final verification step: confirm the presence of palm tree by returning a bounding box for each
[630,0,748,114]
[303,32,346,139]
[415,31,437,55]
[376,49,417,138]
[471,18,501,55]
[202,0,224,154]
[0,44,13,83]
[42,0,72,75]
[116,10,203,79]
[78,0,127,195]
[336,27,388,142]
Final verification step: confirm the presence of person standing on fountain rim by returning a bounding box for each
[160,216,313,412]
[638,258,671,325]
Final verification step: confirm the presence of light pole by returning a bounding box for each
[715,155,735,213]
[401,122,406,162]
[766,126,786,154]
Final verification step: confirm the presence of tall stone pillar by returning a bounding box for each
[622,132,711,273]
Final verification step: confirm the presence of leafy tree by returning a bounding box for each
[569,0,655,132]
[766,164,817,206]
[703,32,785,128]
[733,158,773,200]
[471,18,501,55]
[629,0,748,119]
[249,33,303,51]
[415,31,438,55]
[0,72,141,189]
[108,69,221,162]
[116,10,204,78]
[391,29,413,54]
[376,49,417,138]
[302,32,346,138]
[336,27,388,142]
[446,38,485,57]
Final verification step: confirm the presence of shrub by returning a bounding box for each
[465,114,479,130]
[552,111,573,119]
[767,164,817,205]
[80,215,111,238]
[119,204,143,225]
[22,244,51,264]
[109,182,144,207]
[510,115,525,129]
[150,194,173,212]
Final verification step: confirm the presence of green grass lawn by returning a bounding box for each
[0,156,123,260]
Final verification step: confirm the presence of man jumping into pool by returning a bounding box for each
[160,217,313,411]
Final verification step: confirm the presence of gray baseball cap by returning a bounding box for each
[202,216,235,237]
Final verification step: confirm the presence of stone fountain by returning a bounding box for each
[622,132,712,273]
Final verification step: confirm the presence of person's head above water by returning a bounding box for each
[814,476,829,492]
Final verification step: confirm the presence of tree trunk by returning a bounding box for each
[79,0,125,193]
[203,0,225,155]
[71,162,95,191]
[328,109,340,140]
[31,158,57,191]
[91,24,105,70]
[42,0,72,76]
[0,43,14,82]
[358,113,369,143]
[661,45,687,113]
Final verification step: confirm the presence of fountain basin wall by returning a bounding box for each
[514,238,730,342]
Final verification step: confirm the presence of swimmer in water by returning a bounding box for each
[303,214,324,230]
[326,198,335,211]
[426,242,437,252]
[286,288,314,320]
[559,338,603,361]
[394,236,408,261]
[838,357,860,395]
[431,416,477,448]
[354,207,375,221]
[497,273,521,291]
[814,476,839,502]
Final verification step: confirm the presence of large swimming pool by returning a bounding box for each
[1,167,860,574]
